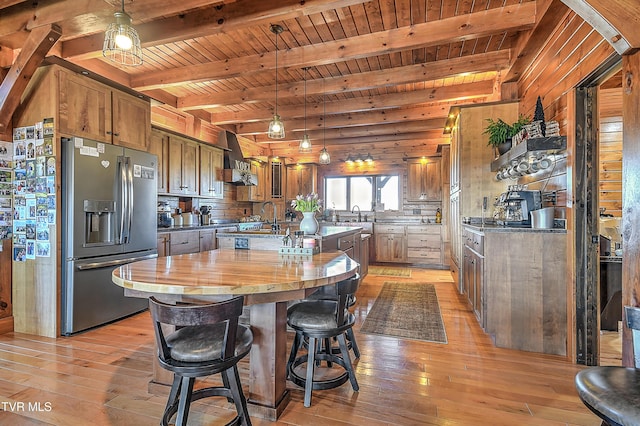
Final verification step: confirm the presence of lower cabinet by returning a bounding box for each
[462,227,484,328]
[157,232,171,257]
[374,225,407,263]
[406,225,441,264]
[360,234,370,278]
[199,229,216,252]
[169,231,200,255]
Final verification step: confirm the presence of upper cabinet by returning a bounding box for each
[200,145,224,199]
[237,161,267,202]
[58,68,150,151]
[285,164,317,200]
[149,128,168,193]
[168,135,200,195]
[407,158,442,201]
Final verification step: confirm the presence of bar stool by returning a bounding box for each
[575,305,640,426]
[286,275,360,407]
[304,273,361,359]
[149,296,253,426]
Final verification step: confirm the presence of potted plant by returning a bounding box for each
[484,115,532,156]
[483,118,512,155]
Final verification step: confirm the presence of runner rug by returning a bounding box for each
[360,282,447,344]
[368,266,412,277]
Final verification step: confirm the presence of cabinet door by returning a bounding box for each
[111,91,150,151]
[406,162,423,201]
[199,229,216,252]
[168,137,199,195]
[473,254,484,325]
[237,162,266,201]
[463,246,474,303]
[298,164,316,195]
[200,145,224,199]
[58,70,111,142]
[423,160,442,201]
[157,233,171,257]
[170,231,200,255]
[374,233,406,262]
[149,129,168,193]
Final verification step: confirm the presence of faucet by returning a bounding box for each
[351,205,361,222]
[260,201,279,233]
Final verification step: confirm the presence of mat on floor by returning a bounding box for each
[360,282,447,344]
[368,266,412,277]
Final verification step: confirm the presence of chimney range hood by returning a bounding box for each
[220,130,257,185]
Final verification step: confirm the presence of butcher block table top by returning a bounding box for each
[111,248,358,421]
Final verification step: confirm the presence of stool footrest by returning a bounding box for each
[289,353,350,390]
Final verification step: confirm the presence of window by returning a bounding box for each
[325,175,399,211]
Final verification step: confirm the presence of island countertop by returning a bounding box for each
[112,248,358,298]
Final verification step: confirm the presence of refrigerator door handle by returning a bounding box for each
[122,156,134,244]
[75,253,158,271]
[116,156,126,244]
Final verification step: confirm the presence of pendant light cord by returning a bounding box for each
[303,68,307,131]
[274,29,278,116]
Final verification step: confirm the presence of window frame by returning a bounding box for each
[323,173,401,211]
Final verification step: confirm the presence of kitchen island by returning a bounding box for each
[112,249,358,421]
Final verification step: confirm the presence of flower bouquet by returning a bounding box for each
[291,192,322,213]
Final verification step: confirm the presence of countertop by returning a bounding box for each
[463,223,567,234]
[216,225,364,240]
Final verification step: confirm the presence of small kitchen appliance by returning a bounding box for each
[494,186,542,227]
[157,201,172,228]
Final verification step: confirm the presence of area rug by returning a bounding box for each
[368,266,412,277]
[360,282,447,344]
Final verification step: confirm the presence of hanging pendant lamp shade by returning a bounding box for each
[319,94,331,164]
[299,68,312,153]
[103,0,143,66]
[267,24,285,139]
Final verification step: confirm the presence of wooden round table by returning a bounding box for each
[112,249,358,421]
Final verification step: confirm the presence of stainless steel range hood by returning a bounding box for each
[220,130,257,185]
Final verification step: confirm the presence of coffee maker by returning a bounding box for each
[494,186,542,227]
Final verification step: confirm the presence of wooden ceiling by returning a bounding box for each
[0,0,575,154]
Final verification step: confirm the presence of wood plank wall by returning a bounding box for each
[598,87,623,217]
[515,8,618,363]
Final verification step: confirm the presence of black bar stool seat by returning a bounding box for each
[286,275,361,407]
[149,296,253,426]
[575,305,640,426]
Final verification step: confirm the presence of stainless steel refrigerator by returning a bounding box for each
[61,137,157,335]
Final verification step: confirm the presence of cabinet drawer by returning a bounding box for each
[407,225,440,235]
[407,248,441,260]
[170,231,200,255]
[374,224,406,234]
[472,233,484,255]
[407,233,440,248]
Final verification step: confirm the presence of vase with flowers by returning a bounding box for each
[291,192,322,235]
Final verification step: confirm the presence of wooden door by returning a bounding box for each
[111,91,150,151]
[199,229,216,252]
[58,69,111,142]
[200,145,224,198]
[406,161,423,201]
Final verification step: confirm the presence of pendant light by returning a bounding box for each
[103,0,143,66]
[267,24,285,139]
[319,94,331,164]
[299,67,312,152]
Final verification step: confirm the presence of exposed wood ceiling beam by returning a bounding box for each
[264,129,448,147]
[212,80,496,125]
[59,0,372,60]
[0,23,61,132]
[177,50,510,110]
[131,2,537,90]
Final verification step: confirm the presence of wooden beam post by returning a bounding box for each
[0,24,62,133]
[622,50,640,367]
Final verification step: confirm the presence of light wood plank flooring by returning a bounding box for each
[0,268,601,425]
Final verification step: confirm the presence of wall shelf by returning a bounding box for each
[490,136,567,172]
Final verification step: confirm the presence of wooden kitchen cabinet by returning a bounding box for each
[157,232,171,257]
[462,227,484,327]
[407,158,442,201]
[168,135,200,195]
[285,164,316,200]
[374,224,407,263]
[149,128,169,193]
[406,225,441,264]
[200,145,224,199]
[58,68,150,150]
[199,229,216,252]
[169,231,200,255]
[237,161,267,202]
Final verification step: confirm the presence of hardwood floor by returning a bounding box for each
[0,268,601,425]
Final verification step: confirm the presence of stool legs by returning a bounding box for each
[304,336,317,407]
[337,333,359,391]
[223,366,252,426]
[176,376,195,426]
